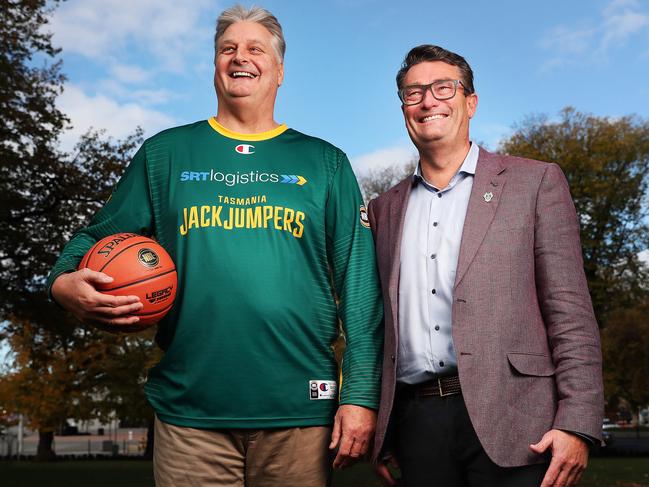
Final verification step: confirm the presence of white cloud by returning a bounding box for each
[601,0,649,49]
[51,0,216,72]
[639,249,649,265]
[110,64,151,84]
[541,25,597,57]
[131,89,177,105]
[351,144,416,176]
[92,78,176,105]
[540,0,649,70]
[58,84,176,151]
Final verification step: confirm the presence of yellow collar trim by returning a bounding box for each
[208,117,288,141]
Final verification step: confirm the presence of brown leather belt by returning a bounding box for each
[399,375,462,398]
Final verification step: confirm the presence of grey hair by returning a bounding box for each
[214,5,286,62]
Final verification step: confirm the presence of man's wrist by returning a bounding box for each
[560,429,596,447]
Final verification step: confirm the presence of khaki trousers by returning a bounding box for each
[154,417,332,487]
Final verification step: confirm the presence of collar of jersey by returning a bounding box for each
[208,117,288,141]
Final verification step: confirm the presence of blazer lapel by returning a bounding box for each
[454,148,507,288]
[387,178,413,312]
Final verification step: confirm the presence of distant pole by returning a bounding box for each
[17,414,23,458]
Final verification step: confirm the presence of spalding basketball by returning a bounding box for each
[78,233,177,329]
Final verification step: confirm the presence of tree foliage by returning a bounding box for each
[499,107,649,323]
[601,298,649,410]
[0,0,68,319]
[358,157,417,202]
[0,0,157,459]
[0,319,159,459]
[0,127,149,459]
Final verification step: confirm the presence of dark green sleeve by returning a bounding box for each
[47,145,154,292]
[325,150,383,409]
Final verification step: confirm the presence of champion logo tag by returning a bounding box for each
[235,144,255,154]
[309,380,337,400]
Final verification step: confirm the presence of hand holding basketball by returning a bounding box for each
[53,233,177,332]
[51,269,144,327]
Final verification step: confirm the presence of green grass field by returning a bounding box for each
[0,457,647,486]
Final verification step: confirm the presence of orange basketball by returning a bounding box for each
[78,233,177,329]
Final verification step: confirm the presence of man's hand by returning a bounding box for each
[329,404,377,469]
[530,429,589,487]
[51,269,142,326]
[374,453,401,486]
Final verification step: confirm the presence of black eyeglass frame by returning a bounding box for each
[398,79,469,106]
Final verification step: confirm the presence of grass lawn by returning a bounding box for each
[0,457,647,486]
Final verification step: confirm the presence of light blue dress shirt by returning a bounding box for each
[397,143,479,384]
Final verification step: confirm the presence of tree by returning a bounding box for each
[0,0,67,318]
[97,332,161,459]
[0,0,160,460]
[499,107,649,323]
[0,318,160,459]
[0,127,147,459]
[357,157,417,202]
[601,298,649,411]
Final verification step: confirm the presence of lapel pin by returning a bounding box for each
[483,192,494,202]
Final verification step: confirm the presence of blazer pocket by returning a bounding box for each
[507,352,555,377]
[506,352,558,419]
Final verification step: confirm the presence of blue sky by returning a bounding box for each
[49,0,649,174]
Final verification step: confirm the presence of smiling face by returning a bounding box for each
[214,21,284,115]
[401,61,477,152]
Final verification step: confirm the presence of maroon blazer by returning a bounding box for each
[368,148,604,467]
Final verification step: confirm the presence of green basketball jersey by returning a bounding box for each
[48,119,383,428]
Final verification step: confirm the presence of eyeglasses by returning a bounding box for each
[398,79,466,106]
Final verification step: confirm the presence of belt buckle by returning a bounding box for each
[437,377,450,397]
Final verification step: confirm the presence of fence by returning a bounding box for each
[0,428,147,457]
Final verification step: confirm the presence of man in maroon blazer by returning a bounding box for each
[368,45,604,487]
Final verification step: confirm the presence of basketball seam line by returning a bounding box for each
[137,301,175,317]
[101,268,177,292]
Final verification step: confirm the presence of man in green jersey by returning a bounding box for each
[48,5,383,486]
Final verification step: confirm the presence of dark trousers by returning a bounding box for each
[394,390,548,487]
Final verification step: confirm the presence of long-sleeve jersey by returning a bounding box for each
[48,118,383,428]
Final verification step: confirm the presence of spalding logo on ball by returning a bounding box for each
[78,233,177,330]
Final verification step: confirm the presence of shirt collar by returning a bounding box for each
[413,142,479,187]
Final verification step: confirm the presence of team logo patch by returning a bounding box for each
[359,205,370,228]
[138,248,160,268]
[309,380,337,400]
[235,144,255,154]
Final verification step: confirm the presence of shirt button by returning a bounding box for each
[431,289,436,294]
[433,222,438,227]
[437,193,442,198]
[430,254,436,259]
[435,325,440,331]
[439,361,445,367]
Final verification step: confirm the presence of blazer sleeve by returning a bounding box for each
[534,163,604,441]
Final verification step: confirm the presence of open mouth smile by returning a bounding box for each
[230,71,258,79]
[420,114,448,122]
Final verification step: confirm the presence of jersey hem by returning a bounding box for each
[154,412,335,429]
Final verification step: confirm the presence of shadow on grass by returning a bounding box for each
[0,456,647,486]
